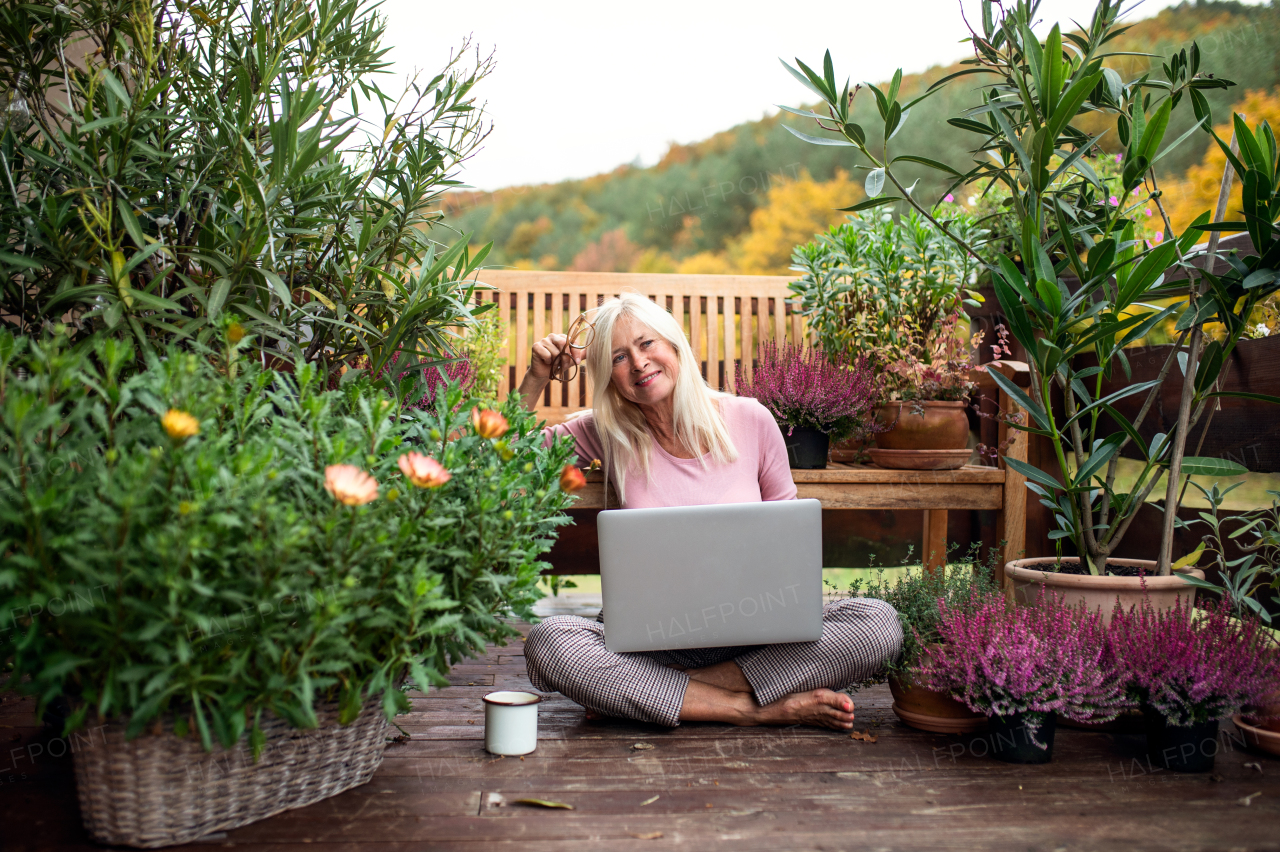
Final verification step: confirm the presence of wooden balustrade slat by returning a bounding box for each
[722,297,736,392]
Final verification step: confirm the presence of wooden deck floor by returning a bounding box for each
[5,598,1280,851]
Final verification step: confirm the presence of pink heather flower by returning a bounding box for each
[917,590,1129,746]
[1110,598,1280,726]
[1145,239,1152,249]
[1145,207,1153,217]
[943,193,955,203]
[1108,195,1119,206]
[735,341,880,443]
[1153,231,1164,243]
[1115,153,1123,163]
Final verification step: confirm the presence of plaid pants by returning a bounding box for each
[524,597,902,727]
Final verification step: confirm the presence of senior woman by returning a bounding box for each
[518,293,901,730]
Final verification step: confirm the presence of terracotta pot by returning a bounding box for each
[874,400,969,450]
[1005,557,1204,625]
[1243,688,1280,734]
[889,673,987,734]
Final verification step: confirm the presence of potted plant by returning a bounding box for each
[1110,598,1280,772]
[850,551,997,733]
[789,210,988,468]
[0,329,580,846]
[917,589,1128,763]
[734,340,878,469]
[782,0,1279,602]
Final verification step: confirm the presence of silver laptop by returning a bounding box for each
[597,499,823,653]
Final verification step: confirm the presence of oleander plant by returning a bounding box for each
[0,326,579,751]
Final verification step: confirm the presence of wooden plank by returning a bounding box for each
[690,295,705,382]
[670,293,684,344]
[495,291,510,399]
[790,301,803,346]
[771,294,786,348]
[514,289,529,390]
[740,296,754,383]
[722,297,736,392]
[706,294,720,390]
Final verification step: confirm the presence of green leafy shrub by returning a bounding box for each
[0,328,577,749]
[788,210,987,400]
[459,309,508,402]
[0,0,492,375]
[844,548,998,674]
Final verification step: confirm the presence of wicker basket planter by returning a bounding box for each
[74,697,391,848]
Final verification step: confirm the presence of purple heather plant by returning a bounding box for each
[734,340,879,443]
[1110,598,1280,727]
[917,591,1128,746]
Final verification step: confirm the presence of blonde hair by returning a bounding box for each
[582,292,737,503]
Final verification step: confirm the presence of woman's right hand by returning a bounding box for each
[528,333,581,382]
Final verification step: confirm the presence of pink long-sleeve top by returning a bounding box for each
[542,395,797,509]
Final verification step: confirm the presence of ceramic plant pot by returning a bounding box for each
[889,673,988,734]
[1005,557,1204,625]
[873,400,969,450]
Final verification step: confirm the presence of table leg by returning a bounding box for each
[923,509,947,575]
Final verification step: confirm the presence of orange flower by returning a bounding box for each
[471,407,509,439]
[397,452,451,488]
[559,464,586,494]
[324,464,379,506]
[161,409,199,440]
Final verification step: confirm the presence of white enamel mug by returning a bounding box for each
[483,691,542,755]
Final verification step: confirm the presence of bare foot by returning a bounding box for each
[751,689,856,731]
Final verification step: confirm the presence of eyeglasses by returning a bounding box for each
[550,312,595,383]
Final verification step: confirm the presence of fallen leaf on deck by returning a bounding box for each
[632,742,655,750]
[1239,791,1262,806]
[629,832,663,840]
[514,798,575,809]
[1245,762,1264,774]
[850,730,878,743]
[640,795,660,806]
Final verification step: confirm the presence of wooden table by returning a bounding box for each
[572,461,1025,582]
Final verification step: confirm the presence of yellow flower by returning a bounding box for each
[226,322,246,344]
[324,464,379,506]
[397,452,451,488]
[471,407,509,439]
[161,409,199,440]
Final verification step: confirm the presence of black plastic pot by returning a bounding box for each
[1145,711,1220,773]
[984,712,1056,764]
[782,426,829,469]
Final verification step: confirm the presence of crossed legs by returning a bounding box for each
[525,598,900,730]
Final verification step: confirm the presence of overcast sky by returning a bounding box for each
[374,0,1247,191]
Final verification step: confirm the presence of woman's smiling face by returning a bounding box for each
[608,314,679,408]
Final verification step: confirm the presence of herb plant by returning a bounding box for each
[850,548,998,673]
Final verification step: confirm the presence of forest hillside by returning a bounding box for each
[441,2,1280,275]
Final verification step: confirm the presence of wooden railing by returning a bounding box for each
[475,270,807,424]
